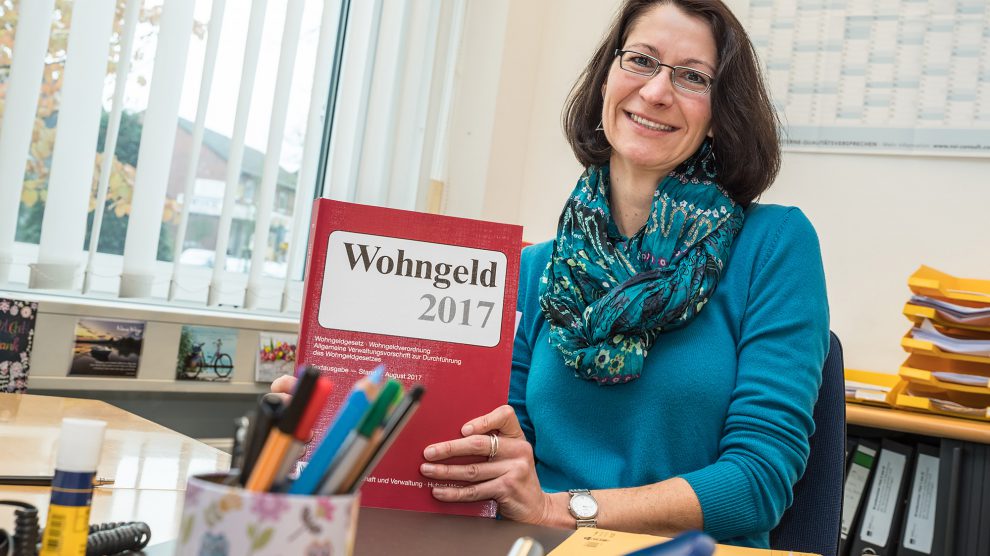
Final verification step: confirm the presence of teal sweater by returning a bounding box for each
[510,204,829,548]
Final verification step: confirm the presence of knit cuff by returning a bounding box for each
[680,460,758,541]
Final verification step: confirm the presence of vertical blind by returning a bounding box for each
[0,0,466,315]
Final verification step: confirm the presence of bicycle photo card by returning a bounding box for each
[176,324,238,382]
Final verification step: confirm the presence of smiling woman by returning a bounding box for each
[411,0,830,551]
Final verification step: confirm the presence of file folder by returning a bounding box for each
[839,439,878,556]
[850,439,913,556]
[897,443,940,556]
[933,440,963,556]
[963,442,985,556]
[978,443,990,556]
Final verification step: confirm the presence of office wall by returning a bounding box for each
[448,0,990,373]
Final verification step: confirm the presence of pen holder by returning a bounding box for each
[174,473,360,556]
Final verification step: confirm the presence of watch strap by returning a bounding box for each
[567,489,598,528]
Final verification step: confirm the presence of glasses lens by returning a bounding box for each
[672,67,712,93]
[620,51,659,76]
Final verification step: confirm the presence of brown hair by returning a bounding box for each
[562,0,780,206]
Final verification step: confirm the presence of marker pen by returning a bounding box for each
[289,365,385,495]
[271,376,333,488]
[238,394,284,486]
[39,418,107,556]
[246,368,320,492]
[318,380,402,495]
[344,384,425,493]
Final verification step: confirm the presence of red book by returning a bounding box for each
[298,199,523,517]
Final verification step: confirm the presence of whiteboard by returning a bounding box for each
[746,0,990,157]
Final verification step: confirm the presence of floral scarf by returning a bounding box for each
[538,141,743,384]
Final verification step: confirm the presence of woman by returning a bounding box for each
[417,0,828,548]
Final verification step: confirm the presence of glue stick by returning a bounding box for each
[39,418,107,556]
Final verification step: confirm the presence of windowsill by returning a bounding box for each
[26,375,270,394]
[6,287,299,396]
[0,286,298,326]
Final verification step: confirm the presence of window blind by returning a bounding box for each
[0,0,466,316]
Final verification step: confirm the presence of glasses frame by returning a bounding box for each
[613,49,714,94]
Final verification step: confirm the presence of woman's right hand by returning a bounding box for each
[270,374,297,405]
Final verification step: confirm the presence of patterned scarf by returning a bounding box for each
[538,140,744,385]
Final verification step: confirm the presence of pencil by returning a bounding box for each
[0,476,115,487]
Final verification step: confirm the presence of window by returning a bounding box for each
[0,0,462,314]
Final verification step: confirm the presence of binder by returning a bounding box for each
[932,440,963,556]
[978,443,990,556]
[849,439,913,556]
[845,437,858,474]
[897,444,940,556]
[963,442,985,556]
[839,439,879,556]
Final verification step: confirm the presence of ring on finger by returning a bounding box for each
[487,432,499,461]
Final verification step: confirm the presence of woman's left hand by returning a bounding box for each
[421,405,553,525]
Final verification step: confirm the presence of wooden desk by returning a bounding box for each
[846,403,990,444]
[0,393,230,542]
[2,394,803,556]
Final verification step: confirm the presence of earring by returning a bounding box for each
[595,120,604,131]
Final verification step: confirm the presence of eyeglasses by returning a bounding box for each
[614,49,714,94]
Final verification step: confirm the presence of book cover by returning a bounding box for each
[0,298,38,393]
[297,199,523,517]
[175,325,238,382]
[68,317,145,377]
[255,332,297,382]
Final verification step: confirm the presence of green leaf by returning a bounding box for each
[251,528,273,550]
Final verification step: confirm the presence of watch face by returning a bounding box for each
[570,493,598,519]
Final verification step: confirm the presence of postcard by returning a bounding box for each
[255,332,297,382]
[176,325,238,381]
[68,317,145,377]
[0,298,38,392]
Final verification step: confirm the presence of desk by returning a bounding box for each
[2,394,799,556]
[0,393,230,542]
[846,403,990,444]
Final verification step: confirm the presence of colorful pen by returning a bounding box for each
[342,384,425,493]
[288,365,385,494]
[246,368,320,492]
[317,380,403,495]
[238,393,284,486]
[272,376,333,487]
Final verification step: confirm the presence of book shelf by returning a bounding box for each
[844,401,989,556]
[847,403,990,445]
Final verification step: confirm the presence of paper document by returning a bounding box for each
[911,320,990,356]
[910,295,990,327]
[931,372,990,388]
[929,398,990,418]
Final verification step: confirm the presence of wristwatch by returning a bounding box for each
[567,489,599,528]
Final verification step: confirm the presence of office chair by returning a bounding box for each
[769,331,845,556]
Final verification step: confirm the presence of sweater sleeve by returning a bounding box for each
[509,242,552,447]
[679,208,830,541]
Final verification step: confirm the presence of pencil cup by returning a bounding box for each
[175,473,360,556]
